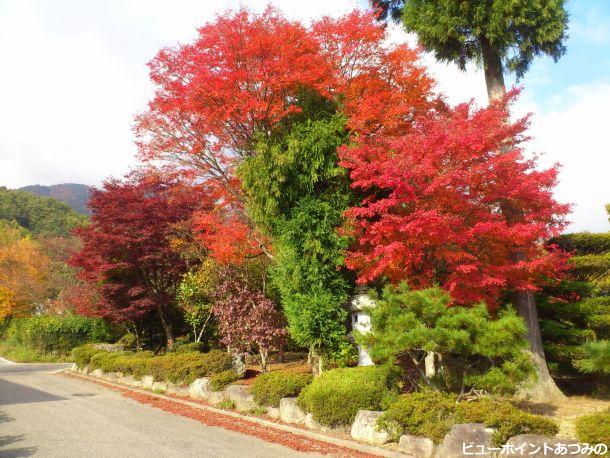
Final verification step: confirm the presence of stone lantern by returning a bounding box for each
[349,286,375,366]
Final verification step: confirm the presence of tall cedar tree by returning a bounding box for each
[371,0,570,400]
[71,171,206,349]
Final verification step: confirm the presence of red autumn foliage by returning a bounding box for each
[212,268,287,372]
[340,94,571,308]
[70,170,207,346]
[136,8,433,265]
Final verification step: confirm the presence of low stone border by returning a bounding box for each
[72,365,576,457]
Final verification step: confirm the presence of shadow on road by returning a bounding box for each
[0,410,37,457]
[0,379,66,406]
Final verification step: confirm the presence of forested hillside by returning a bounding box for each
[0,187,87,236]
[19,183,91,215]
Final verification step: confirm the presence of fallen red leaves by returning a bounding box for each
[62,373,379,458]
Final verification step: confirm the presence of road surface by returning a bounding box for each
[0,360,319,457]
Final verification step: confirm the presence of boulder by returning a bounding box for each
[151,381,168,393]
[224,385,256,411]
[189,378,211,399]
[70,363,77,372]
[142,375,155,390]
[267,407,280,419]
[117,375,136,386]
[305,413,322,430]
[506,435,586,458]
[82,365,90,376]
[434,423,492,458]
[208,391,226,405]
[399,434,435,458]
[91,368,104,378]
[102,372,119,383]
[350,410,391,446]
[279,398,306,425]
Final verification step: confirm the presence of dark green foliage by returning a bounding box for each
[297,366,398,426]
[251,371,313,407]
[539,226,610,392]
[73,346,233,385]
[116,333,138,351]
[379,392,558,445]
[0,187,87,236]
[574,341,610,375]
[210,370,241,391]
[19,183,91,215]
[362,283,533,395]
[2,315,113,356]
[575,409,610,447]
[399,0,568,78]
[240,107,353,360]
[175,341,208,354]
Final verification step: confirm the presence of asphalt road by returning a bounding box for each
[0,360,319,457]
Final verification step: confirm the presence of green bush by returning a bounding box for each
[378,392,558,445]
[210,370,241,391]
[298,366,397,426]
[575,409,610,448]
[251,371,313,407]
[175,342,207,354]
[378,390,457,442]
[455,398,558,445]
[116,333,137,351]
[3,315,114,356]
[73,346,233,385]
[72,344,104,368]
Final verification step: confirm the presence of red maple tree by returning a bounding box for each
[71,170,207,348]
[340,94,570,308]
[135,8,433,264]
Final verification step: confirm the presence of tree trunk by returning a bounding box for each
[480,35,506,102]
[480,34,565,401]
[514,290,565,401]
[157,305,175,351]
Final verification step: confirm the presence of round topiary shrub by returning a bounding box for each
[210,369,241,391]
[378,391,559,445]
[297,366,398,427]
[575,408,610,447]
[251,370,313,407]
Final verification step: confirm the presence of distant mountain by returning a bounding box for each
[0,187,87,236]
[19,183,91,215]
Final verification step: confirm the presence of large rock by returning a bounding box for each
[101,372,119,383]
[118,375,136,386]
[399,434,435,458]
[91,368,104,378]
[267,407,280,419]
[350,410,391,446]
[189,378,211,399]
[506,435,586,458]
[82,365,90,376]
[142,375,155,390]
[434,423,492,458]
[224,385,256,411]
[70,363,77,372]
[279,398,306,425]
[208,391,226,405]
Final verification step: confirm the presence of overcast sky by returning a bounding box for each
[0,0,608,232]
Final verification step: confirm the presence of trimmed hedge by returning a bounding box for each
[210,370,241,391]
[251,370,312,407]
[378,391,559,445]
[72,345,233,385]
[298,366,398,426]
[575,409,610,448]
[3,315,113,356]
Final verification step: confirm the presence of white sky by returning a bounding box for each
[0,0,608,232]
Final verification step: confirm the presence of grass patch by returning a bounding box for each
[0,341,71,363]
